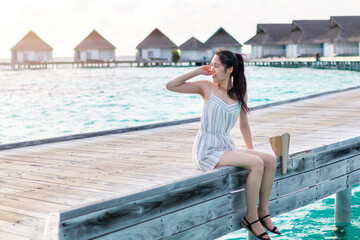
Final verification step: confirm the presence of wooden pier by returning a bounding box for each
[0,87,359,239]
[2,56,360,71]
[248,56,360,71]
[2,59,211,70]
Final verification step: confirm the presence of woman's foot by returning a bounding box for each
[258,210,281,235]
[241,214,270,240]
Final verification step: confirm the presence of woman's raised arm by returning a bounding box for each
[166,65,211,95]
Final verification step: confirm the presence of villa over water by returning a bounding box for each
[11,30,53,64]
[4,15,360,69]
[74,30,116,62]
[245,16,360,59]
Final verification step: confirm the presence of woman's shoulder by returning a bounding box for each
[189,80,212,98]
[196,80,212,98]
[194,80,212,89]
[198,80,212,94]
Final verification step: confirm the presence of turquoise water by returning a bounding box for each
[0,66,359,238]
[219,183,360,240]
[0,66,359,144]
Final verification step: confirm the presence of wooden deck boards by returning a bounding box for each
[1,88,360,239]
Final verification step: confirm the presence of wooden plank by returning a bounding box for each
[0,219,40,239]
[0,205,46,220]
[274,154,315,179]
[0,230,30,240]
[348,169,360,187]
[59,175,229,239]
[0,194,68,215]
[59,169,226,221]
[317,158,348,182]
[0,209,42,228]
[43,212,60,240]
[0,161,176,186]
[0,118,200,151]
[90,196,231,240]
[0,169,148,194]
[347,155,360,172]
[315,141,360,167]
[269,175,347,217]
[275,170,317,197]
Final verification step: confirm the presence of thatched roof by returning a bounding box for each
[279,20,329,44]
[74,30,115,50]
[316,16,360,43]
[179,37,207,50]
[136,28,177,49]
[11,30,53,51]
[204,27,242,48]
[244,24,291,45]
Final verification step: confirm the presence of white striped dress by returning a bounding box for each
[192,88,241,171]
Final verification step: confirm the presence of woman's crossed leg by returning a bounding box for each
[216,149,277,238]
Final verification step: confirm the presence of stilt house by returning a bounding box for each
[203,27,242,58]
[278,20,329,58]
[244,24,291,58]
[136,28,177,61]
[178,37,207,61]
[11,30,53,64]
[74,30,116,62]
[315,16,360,57]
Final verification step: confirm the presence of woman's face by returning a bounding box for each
[210,55,231,82]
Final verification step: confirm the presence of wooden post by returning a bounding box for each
[269,132,290,174]
[335,188,351,226]
[43,212,60,240]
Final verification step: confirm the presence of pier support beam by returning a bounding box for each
[335,188,352,226]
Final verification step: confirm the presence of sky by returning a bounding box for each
[1,0,360,59]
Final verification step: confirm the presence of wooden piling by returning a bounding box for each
[335,188,352,226]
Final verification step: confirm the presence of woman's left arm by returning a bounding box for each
[239,93,254,149]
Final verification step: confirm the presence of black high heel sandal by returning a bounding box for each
[241,216,270,240]
[259,214,281,235]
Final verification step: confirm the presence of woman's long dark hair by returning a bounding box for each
[215,49,250,114]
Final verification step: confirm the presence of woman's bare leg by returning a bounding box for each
[237,149,278,232]
[216,151,269,239]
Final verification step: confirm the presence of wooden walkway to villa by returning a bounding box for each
[0,87,359,239]
[2,60,211,70]
[248,56,360,71]
[2,56,360,71]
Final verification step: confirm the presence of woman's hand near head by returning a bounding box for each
[198,65,212,76]
[166,66,211,95]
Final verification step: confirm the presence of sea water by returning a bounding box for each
[1,65,359,144]
[219,184,360,240]
[0,65,360,239]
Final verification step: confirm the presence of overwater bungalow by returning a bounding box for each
[11,30,53,64]
[178,37,207,61]
[278,20,329,58]
[244,24,291,59]
[204,27,242,58]
[349,30,360,55]
[74,30,116,62]
[136,28,177,62]
[315,16,360,57]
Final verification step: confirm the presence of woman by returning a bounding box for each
[166,49,280,239]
